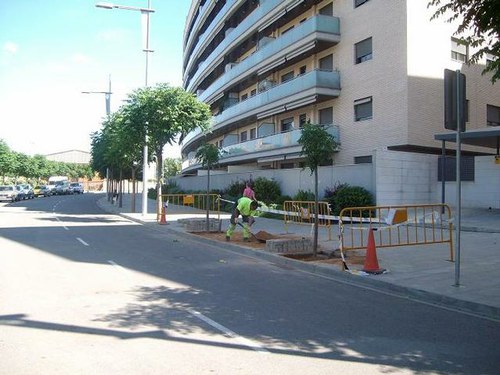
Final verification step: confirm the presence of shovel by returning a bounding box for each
[236,222,266,243]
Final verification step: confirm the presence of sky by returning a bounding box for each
[0,0,192,158]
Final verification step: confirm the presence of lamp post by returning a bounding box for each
[96,1,154,217]
[82,74,113,200]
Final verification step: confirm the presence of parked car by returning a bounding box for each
[69,182,84,194]
[54,181,70,195]
[0,185,20,202]
[34,185,52,197]
[15,185,26,200]
[19,184,35,199]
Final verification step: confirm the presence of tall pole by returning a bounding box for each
[142,0,152,216]
[96,1,154,216]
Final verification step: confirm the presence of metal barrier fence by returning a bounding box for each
[283,200,332,240]
[339,204,454,261]
[158,193,221,220]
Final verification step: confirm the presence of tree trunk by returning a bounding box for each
[118,168,123,208]
[156,149,163,219]
[206,164,210,232]
[131,166,136,213]
[313,169,319,256]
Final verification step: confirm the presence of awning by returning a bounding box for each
[434,127,500,150]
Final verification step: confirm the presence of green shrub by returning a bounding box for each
[224,179,246,198]
[293,189,315,201]
[253,177,281,204]
[325,183,374,215]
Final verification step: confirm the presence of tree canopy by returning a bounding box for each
[429,0,500,82]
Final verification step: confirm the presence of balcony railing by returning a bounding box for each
[182,69,341,151]
[197,14,341,102]
[181,125,340,169]
[184,0,285,87]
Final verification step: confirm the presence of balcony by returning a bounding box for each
[182,69,341,152]
[181,125,340,170]
[197,14,341,104]
[184,0,287,88]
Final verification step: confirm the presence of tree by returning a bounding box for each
[0,140,14,183]
[298,122,339,256]
[125,83,211,213]
[163,158,181,179]
[195,142,222,232]
[428,0,500,82]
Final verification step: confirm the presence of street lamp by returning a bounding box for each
[82,75,113,200]
[96,1,154,217]
[81,74,112,115]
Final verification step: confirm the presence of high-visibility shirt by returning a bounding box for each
[237,196,256,216]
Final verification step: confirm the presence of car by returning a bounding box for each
[34,185,52,197]
[19,184,35,199]
[0,185,20,202]
[54,181,70,195]
[69,182,84,194]
[15,185,26,200]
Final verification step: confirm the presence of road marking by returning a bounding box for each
[187,308,269,354]
[76,237,89,246]
[54,216,69,230]
[107,260,128,273]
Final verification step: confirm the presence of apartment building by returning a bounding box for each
[180,0,500,207]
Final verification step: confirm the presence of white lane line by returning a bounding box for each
[187,308,269,354]
[76,237,89,246]
[54,216,69,230]
[107,260,128,273]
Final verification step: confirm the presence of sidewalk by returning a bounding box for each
[97,193,500,321]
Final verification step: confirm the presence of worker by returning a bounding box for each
[226,196,259,241]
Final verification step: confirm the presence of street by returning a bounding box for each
[1,193,499,375]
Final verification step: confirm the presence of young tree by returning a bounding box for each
[125,84,211,213]
[163,158,181,178]
[195,142,222,232]
[428,0,500,82]
[298,122,339,256]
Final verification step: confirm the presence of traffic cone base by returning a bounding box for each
[363,229,385,274]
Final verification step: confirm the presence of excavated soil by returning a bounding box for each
[191,231,366,268]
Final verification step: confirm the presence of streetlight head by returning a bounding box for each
[95,2,115,9]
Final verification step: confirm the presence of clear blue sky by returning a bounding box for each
[0,0,191,157]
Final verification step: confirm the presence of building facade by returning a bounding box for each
[180,0,500,206]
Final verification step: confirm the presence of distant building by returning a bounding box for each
[44,150,91,164]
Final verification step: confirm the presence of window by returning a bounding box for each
[280,163,295,169]
[486,54,495,67]
[451,37,468,63]
[281,71,294,83]
[355,37,372,64]
[240,130,248,142]
[438,156,474,181]
[282,25,294,34]
[299,113,307,127]
[319,55,333,71]
[319,3,333,16]
[319,107,333,125]
[354,97,373,121]
[487,104,500,126]
[299,65,307,75]
[241,93,248,101]
[281,117,294,132]
[300,18,307,24]
[250,89,256,97]
[354,0,370,7]
[250,128,257,139]
[354,155,372,164]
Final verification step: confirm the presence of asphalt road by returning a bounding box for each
[1,193,499,375]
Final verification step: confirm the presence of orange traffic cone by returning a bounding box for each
[363,228,385,274]
[159,205,168,225]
